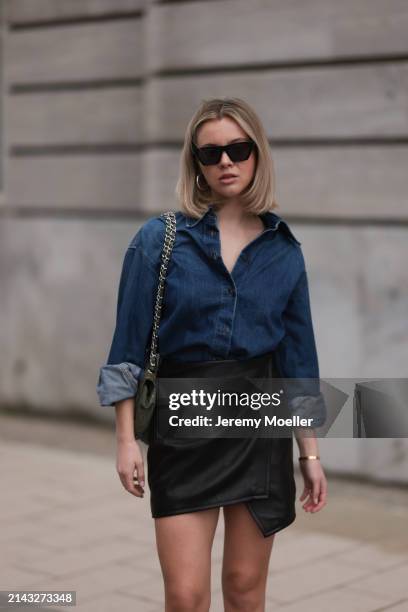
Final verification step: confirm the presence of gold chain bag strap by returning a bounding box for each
[134,211,177,444]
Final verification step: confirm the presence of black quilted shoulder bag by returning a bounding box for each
[134,211,177,444]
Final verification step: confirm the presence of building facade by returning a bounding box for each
[0,0,407,481]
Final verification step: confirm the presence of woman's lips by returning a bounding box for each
[219,176,238,183]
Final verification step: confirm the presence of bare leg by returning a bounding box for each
[222,503,275,612]
[155,507,220,612]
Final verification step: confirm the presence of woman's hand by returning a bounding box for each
[298,459,327,513]
[116,438,145,498]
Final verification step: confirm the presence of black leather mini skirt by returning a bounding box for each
[146,351,296,538]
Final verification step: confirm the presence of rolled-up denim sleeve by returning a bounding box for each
[97,237,159,407]
[274,251,327,428]
[97,362,142,407]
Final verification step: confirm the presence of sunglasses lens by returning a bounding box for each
[197,147,222,165]
[194,140,254,165]
[228,141,253,162]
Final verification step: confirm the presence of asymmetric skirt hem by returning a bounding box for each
[150,491,270,520]
[151,492,297,538]
[246,504,296,538]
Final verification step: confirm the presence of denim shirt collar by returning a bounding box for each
[185,205,301,245]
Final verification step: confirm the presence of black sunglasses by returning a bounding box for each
[191,139,256,166]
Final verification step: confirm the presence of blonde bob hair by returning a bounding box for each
[175,97,279,220]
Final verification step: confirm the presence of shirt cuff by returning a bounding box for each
[96,362,142,407]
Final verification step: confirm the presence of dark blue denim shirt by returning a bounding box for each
[96,205,325,424]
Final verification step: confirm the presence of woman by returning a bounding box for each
[97,97,328,612]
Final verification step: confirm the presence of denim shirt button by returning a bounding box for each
[228,287,235,296]
[211,251,218,260]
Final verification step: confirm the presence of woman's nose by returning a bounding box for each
[220,151,233,164]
